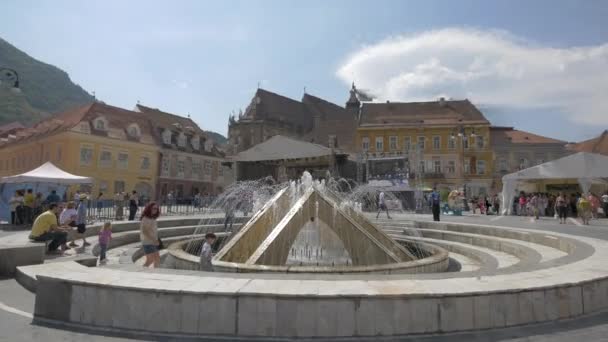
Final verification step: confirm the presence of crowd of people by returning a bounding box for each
[512,191,608,224]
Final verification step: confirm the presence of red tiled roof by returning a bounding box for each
[490,127,566,144]
[568,130,608,155]
[359,99,489,126]
[0,102,158,148]
[0,122,25,134]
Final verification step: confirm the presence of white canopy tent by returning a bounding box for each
[1,162,92,184]
[500,152,608,215]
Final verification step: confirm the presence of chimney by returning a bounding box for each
[439,97,446,106]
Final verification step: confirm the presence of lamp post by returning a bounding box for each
[451,126,476,211]
[0,68,20,89]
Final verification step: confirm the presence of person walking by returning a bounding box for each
[555,192,568,224]
[518,193,527,216]
[69,195,91,247]
[199,232,217,271]
[98,222,113,265]
[530,193,539,220]
[430,188,441,222]
[128,191,139,221]
[376,191,391,219]
[167,191,174,213]
[114,192,124,220]
[578,195,591,225]
[140,202,161,268]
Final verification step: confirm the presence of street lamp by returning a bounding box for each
[0,67,20,89]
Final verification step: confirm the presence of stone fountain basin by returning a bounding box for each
[166,237,450,274]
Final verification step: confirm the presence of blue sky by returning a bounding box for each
[2,0,607,141]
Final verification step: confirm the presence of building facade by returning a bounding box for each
[136,105,229,198]
[356,98,494,196]
[490,127,569,192]
[0,102,159,199]
[227,85,361,155]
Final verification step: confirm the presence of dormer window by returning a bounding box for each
[204,138,213,152]
[191,135,200,150]
[127,123,140,138]
[162,129,172,145]
[94,117,108,131]
[177,132,187,148]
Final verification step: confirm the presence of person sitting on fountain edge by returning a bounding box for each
[200,233,217,272]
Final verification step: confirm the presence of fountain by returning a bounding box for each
[169,172,448,273]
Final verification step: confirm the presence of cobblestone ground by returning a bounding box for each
[1,213,608,341]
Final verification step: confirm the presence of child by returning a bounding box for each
[98,222,112,264]
[199,233,217,271]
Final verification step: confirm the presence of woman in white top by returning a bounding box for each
[59,202,78,226]
[139,202,160,268]
[9,191,24,225]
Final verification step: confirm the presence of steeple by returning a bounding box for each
[345,82,360,110]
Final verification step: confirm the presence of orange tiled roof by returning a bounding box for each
[568,130,608,155]
[359,99,489,126]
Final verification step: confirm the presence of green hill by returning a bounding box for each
[0,37,93,126]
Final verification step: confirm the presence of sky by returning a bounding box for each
[2,0,607,141]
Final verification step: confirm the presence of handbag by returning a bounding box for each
[157,238,165,250]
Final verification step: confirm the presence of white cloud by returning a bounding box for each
[336,28,608,125]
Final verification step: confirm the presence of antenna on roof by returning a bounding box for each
[187,113,191,118]
[137,99,140,105]
[303,86,307,94]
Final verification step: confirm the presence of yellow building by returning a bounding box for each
[356,98,494,196]
[0,102,159,199]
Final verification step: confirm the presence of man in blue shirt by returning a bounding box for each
[430,187,441,222]
[45,190,61,204]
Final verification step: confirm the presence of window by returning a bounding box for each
[161,157,170,177]
[127,124,140,138]
[192,161,202,179]
[191,135,200,150]
[117,152,129,169]
[162,129,172,145]
[99,150,112,168]
[203,160,212,175]
[114,181,125,193]
[417,136,425,150]
[327,135,337,148]
[418,160,425,173]
[362,137,370,151]
[177,160,185,178]
[448,136,456,149]
[463,136,469,149]
[447,161,455,174]
[476,136,484,149]
[140,155,150,170]
[177,132,187,147]
[80,145,93,166]
[94,118,106,131]
[403,137,411,152]
[375,137,384,151]
[204,139,213,152]
[434,160,441,173]
[98,180,108,193]
[464,158,471,174]
[477,160,486,175]
[433,136,441,150]
[499,159,508,172]
[389,136,398,150]
[519,158,528,170]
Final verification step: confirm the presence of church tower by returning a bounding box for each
[345,82,361,111]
